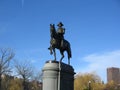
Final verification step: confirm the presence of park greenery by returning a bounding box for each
[74,72,120,90]
[0,48,120,90]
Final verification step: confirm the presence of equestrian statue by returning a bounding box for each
[48,22,72,65]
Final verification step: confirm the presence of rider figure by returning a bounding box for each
[57,22,65,47]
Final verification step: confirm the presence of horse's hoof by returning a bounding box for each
[50,52,53,55]
[60,60,62,63]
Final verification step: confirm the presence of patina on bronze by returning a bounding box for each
[48,22,72,65]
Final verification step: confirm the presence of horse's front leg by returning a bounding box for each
[53,48,56,61]
[48,46,53,55]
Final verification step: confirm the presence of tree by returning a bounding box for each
[0,48,14,90]
[105,80,118,90]
[14,60,34,90]
[9,77,23,90]
[31,70,43,90]
[33,70,42,82]
[74,72,105,90]
[1,74,13,90]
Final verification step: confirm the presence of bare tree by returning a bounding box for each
[33,70,43,82]
[14,60,34,90]
[31,70,43,90]
[0,48,15,90]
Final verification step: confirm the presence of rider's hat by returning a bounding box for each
[57,22,64,27]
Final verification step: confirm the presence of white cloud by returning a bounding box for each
[77,50,120,83]
[31,59,37,63]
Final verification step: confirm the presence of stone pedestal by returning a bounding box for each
[42,60,74,90]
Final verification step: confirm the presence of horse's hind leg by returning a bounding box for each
[68,59,70,65]
[60,51,64,63]
[53,49,56,61]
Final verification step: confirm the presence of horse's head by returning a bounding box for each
[50,24,55,30]
[50,24,57,39]
[50,24,55,32]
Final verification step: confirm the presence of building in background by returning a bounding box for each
[107,67,120,84]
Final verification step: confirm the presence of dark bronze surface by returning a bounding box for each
[48,22,72,65]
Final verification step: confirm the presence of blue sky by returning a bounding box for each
[0,0,120,82]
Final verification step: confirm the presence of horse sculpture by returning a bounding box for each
[48,24,72,65]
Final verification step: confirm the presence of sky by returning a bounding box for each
[0,0,120,83]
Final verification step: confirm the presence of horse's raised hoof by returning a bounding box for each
[50,51,53,55]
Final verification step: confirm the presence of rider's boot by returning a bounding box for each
[61,40,64,47]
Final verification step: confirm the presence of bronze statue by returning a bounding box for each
[57,22,65,47]
[48,22,72,65]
